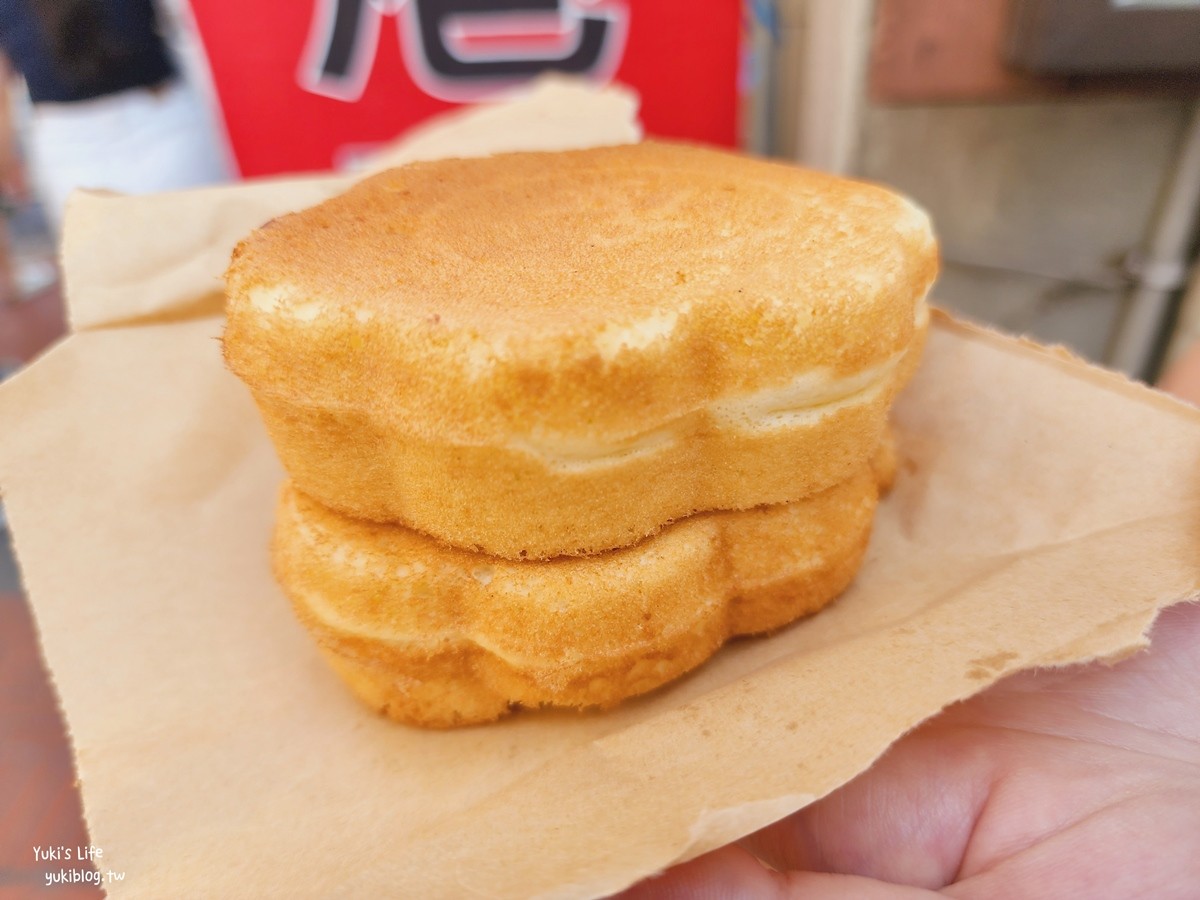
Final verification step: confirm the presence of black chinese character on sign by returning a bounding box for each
[299,0,628,102]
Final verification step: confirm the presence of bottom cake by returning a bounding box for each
[272,447,894,728]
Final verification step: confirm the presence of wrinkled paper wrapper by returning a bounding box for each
[2,80,1198,899]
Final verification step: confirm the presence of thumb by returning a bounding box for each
[778,872,943,898]
[615,845,779,899]
[615,845,942,899]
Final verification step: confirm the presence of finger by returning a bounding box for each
[615,847,944,899]
[616,844,780,899]
[946,789,1200,900]
[740,725,992,888]
[777,872,943,898]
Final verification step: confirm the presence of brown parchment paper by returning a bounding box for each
[2,93,1199,899]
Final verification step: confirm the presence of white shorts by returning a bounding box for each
[28,79,233,232]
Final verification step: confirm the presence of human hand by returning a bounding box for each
[620,600,1200,898]
[620,357,1200,899]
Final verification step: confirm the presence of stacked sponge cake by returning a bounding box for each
[223,141,937,727]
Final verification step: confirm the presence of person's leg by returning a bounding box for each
[117,80,232,193]
[27,82,232,233]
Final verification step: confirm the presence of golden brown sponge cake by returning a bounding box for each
[273,457,891,728]
[225,142,936,559]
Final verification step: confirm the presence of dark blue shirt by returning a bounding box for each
[0,0,175,103]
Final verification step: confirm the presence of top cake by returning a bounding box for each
[223,141,937,559]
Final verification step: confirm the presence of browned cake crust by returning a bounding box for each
[225,142,936,559]
[273,457,892,728]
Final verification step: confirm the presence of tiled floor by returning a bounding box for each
[0,591,101,898]
[0,283,66,372]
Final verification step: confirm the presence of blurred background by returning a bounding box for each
[760,0,1200,385]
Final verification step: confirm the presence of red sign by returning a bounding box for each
[187,0,743,178]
